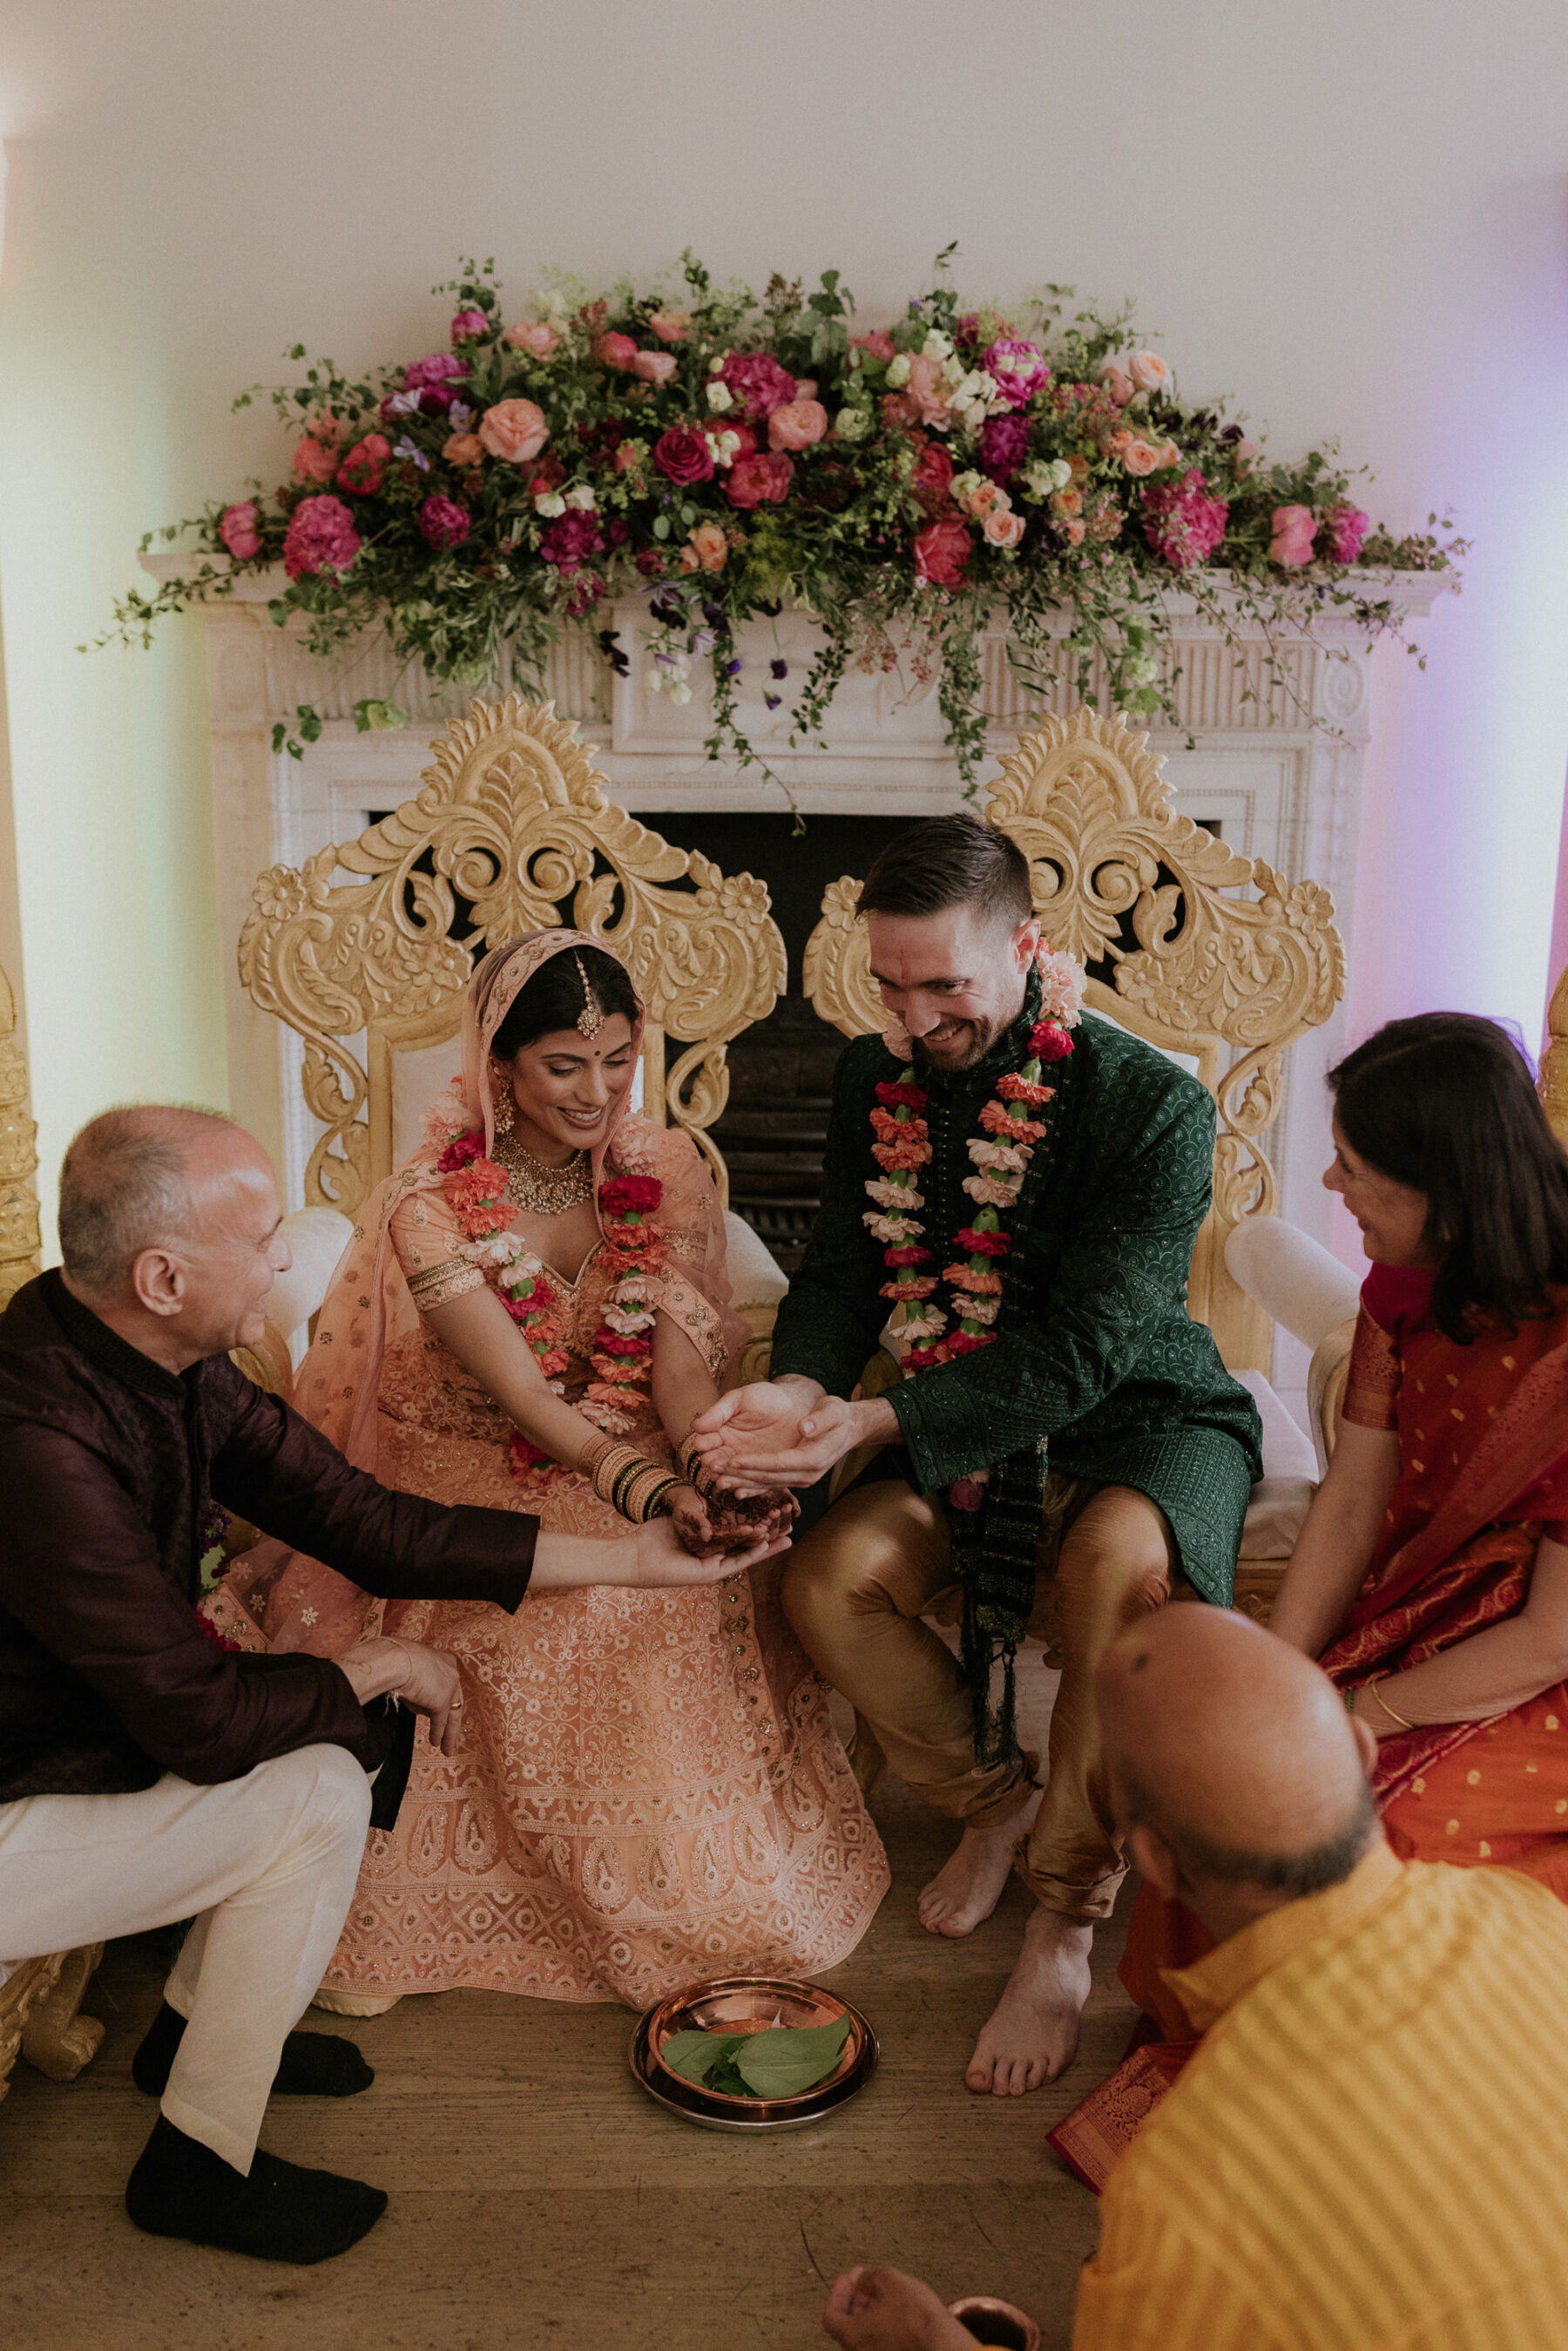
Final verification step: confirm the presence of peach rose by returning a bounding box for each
[648,309,692,342]
[962,479,1008,519]
[632,349,677,385]
[506,320,560,360]
[983,510,1025,548]
[1158,441,1181,470]
[478,399,550,464]
[767,399,828,452]
[683,521,728,573]
[1049,488,1083,517]
[906,353,952,427]
[443,431,483,466]
[1063,518,1087,546]
[1129,351,1170,393]
[1123,439,1161,476]
[291,415,343,484]
[1093,362,1134,407]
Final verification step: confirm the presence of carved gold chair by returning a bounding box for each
[240,695,788,1338]
[801,707,1348,1616]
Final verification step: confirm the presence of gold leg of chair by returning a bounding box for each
[310,1987,402,2017]
[846,1711,886,1798]
[18,1944,106,2083]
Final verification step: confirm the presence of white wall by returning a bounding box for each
[2,0,1565,1241]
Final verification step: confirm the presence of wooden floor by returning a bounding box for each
[0,1669,1133,2351]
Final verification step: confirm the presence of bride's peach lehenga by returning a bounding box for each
[219,929,888,2008]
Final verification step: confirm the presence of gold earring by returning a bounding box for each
[490,1067,516,1138]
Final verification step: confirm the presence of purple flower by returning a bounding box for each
[769,657,788,680]
[392,437,431,471]
[419,495,470,551]
[978,413,1032,484]
[538,508,605,575]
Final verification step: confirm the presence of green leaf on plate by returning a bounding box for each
[658,2029,747,2088]
[734,2014,853,2098]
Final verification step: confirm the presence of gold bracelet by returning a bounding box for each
[588,1438,677,1523]
[1369,1675,1416,1731]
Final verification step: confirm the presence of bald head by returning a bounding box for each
[1098,1607,1378,1922]
[57,1106,288,1372]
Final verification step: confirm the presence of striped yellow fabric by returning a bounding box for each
[1072,1845,1568,2349]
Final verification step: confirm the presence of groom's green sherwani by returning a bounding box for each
[772,1004,1263,1602]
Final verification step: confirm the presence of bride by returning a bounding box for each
[220,928,888,2009]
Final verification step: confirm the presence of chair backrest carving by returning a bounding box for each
[803,707,1345,1372]
[240,696,785,1216]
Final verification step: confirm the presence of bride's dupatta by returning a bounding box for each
[217,926,747,1657]
[1321,1265,1568,1804]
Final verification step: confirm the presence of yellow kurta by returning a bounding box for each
[1073,1844,1568,2349]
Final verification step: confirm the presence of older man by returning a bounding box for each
[0,1105,772,2264]
[821,1608,1568,2351]
[693,813,1261,2090]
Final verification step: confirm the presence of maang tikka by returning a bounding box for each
[574,952,604,1040]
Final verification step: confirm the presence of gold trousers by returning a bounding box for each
[783,1474,1179,1921]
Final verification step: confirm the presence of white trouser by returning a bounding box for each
[0,1745,372,2172]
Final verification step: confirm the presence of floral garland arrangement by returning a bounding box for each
[106,249,1463,796]
[867,944,1086,1520]
[424,1089,668,1495]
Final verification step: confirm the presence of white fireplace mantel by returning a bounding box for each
[145,552,1447,1417]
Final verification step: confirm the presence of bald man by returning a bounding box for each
[0,1106,781,2266]
[821,1609,1568,2351]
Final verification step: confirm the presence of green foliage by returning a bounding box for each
[659,2014,852,2099]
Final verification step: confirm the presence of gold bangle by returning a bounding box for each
[1369,1675,1416,1731]
[675,1433,720,1501]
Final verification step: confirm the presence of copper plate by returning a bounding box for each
[630,1976,877,2133]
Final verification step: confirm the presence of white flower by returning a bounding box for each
[708,351,728,374]
[706,430,740,469]
[301,1606,319,1625]
[866,1178,925,1211]
[950,469,984,508]
[706,380,734,413]
[534,491,566,518]
[884,353,912,389]
[564,484,597,511]
[968,1137,1032,1174]
[669,680,693,705]
[955,1291,1002,1325]
[835,406,871,442]
[895,1308,948,1344]
[419,1081,472,1152]
[1037,945,1089,1026]
[922,329,954,363]
[863,1211,920,1243]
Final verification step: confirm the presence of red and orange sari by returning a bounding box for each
[1051,1266,1568,2190]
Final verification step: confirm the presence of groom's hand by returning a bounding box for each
[691,1379,899,1488]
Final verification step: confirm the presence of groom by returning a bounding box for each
[692,813,1261,2093]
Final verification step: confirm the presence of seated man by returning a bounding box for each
[692,814,1261,2089]
[0,1106,774,2265]
[821,1607,1568,2351]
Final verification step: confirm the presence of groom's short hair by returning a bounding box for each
[857,814,1032,932]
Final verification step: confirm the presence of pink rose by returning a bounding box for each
[648,309,692,342]
[719,351,798,421]
[219,500,261,560]
[652,427,715,486]
[506,320,560,360]
[913,516,972,588]
[291,416,342,484]
[335,432,391,496]
[478,399,550,464]
[1122,439,1161,478]
[852,331,896,364]
[632,349,677,385]
[793,378,818,402]
[443,431,483,466]
[419,494,470,550]
[1093,361,1134,408]
[1270,504,1317,567]
[983,510,1025,548]
[450,309,490,342]
[983,337,1047,408]
[282,493,361,581]
[1129,351,1170,394]
[1325,504,1370,564]
[725,451,794,510]
[767,399,828,452]
[594,332,639,370]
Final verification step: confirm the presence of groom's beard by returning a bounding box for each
[909,990,1026,1073]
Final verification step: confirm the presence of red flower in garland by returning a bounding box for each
[954,1226,1010,1258]
[1031,1020,1074,1063]
[436,1128,485,1174]
[884,1243,931,1267]
[875,1081,927,1110]
[599,1175,663,1218]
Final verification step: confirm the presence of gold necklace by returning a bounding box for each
[492,1130,593,1215]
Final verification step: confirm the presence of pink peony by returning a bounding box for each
[419,494,470,550]
[652,427,715,486]
[851,330,896,364]
[1325,503,1370,564]
[767,399,828,452]
[450,309,490,342]
[1270,504,1317,567]
[335,432,391,496]
[219,500,261,559]
[402,353,470,414]
[507,320,560,359]
[719,350,798,421]
[983,337,1048,408]
[984,510,1025,548]
[725,451,794,510]
[905,353,952,427]
[1141,468,1229,572]
[291,416,342,484]
[648,308,692,342]
[594,332,639,370]
[479,398,550,464]
[538,508,604,574]
[913,516,972,588]
[632,349,677,385]
[282,494,361,580]
[978,412,1031,483]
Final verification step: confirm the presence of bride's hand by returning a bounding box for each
[705,1485,799,1548]
[666,1482,716,1555]
[629,1514,792,1586]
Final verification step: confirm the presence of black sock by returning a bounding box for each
[125,2114,387,2264]
[132,2002,374,2099]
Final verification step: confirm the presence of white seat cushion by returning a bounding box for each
[1234,1368,1318,1560]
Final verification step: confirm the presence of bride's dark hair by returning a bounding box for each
[490,943,639,1059]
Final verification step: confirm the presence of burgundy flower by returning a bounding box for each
[719,351,799,421]
[419,494,471,551]
[978,412,1031,484]
[652,428,715,487]
[875,1081,928,1109]
[437,1129,484,1174]
[538,509,604,574]
[724,452,794,511]
[954,1226,1010,1257]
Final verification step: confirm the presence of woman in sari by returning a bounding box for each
[1111,1010,1568,2045]
[221,928,889,2011]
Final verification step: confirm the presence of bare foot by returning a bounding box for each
[965,1901,1093,2095]
[916,1783,1041,1939]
